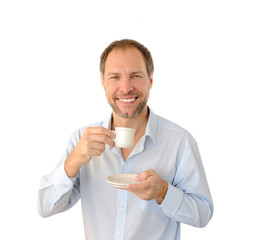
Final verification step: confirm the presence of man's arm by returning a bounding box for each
[38,127,115,217]
[38,158,80,218]
[126,143,213,228]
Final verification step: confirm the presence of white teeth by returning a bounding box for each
[119,98,136,103]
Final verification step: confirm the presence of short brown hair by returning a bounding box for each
[100,39,154,78]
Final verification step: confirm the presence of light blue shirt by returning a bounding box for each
[38,108,213,240]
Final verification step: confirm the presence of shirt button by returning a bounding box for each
[117,232,121,236]
[120,205,124,209]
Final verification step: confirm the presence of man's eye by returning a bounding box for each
[132,75,142,79]
[110,76,119,80]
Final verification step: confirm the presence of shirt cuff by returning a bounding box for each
[160,183,183,215]
[51,162,75,190]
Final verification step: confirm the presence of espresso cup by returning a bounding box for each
[113,127,136,148]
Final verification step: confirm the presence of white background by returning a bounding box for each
[1,0,256,239]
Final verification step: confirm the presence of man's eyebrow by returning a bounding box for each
[105,72,120,77]
[131,71,144,75]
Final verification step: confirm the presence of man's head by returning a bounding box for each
[100,39,154,79]
[100,39,154,119]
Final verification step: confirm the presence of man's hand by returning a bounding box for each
[65,127,115,178]
[126,169,168,204]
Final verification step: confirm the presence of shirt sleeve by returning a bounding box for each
[160,138,214,228]
[37,131,81,218]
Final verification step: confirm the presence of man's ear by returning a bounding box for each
[149,72,153,89]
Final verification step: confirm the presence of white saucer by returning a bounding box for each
[105,174,142,188]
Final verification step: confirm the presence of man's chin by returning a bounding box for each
[114,110,138,119]
[108,99,148,119]
[113,105,146,119]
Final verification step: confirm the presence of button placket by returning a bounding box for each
[114,189,128,240]
[114,156,132,240]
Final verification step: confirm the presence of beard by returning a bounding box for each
[107,92,149,119]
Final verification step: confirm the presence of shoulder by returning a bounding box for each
[155,114,197,146]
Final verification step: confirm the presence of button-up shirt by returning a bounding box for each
[38,108,213,240]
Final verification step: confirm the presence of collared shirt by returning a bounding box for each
[38,108,213,240]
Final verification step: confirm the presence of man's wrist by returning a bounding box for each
[155,180,168,204]
[64,152,80,178]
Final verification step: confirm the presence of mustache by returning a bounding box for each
[114,92,141,98]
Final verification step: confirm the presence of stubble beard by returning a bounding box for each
[107,93,149,119]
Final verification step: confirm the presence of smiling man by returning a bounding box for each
[38,39,213,240]
[102,46,152,119]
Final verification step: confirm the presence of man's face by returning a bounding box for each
[101,47,153,119]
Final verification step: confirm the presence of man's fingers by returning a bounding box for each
[87,127,116,139]
[84,127,115,147]
[127,182,144,192]
[90,133,115,147]
[126,170,167,202]
[136,169,155,181]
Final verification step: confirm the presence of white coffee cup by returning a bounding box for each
[113,127,136,148]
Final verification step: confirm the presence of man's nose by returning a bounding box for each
[119,78,134,94]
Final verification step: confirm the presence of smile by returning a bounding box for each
[118,98,137,103]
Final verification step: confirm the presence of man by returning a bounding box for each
[38,39,213,240]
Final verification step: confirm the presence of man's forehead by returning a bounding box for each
[105,48,145,67]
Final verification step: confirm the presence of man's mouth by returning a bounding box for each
[118,97,137,103]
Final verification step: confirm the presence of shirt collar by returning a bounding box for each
[145,107,158,145]
[104,107,158,145]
